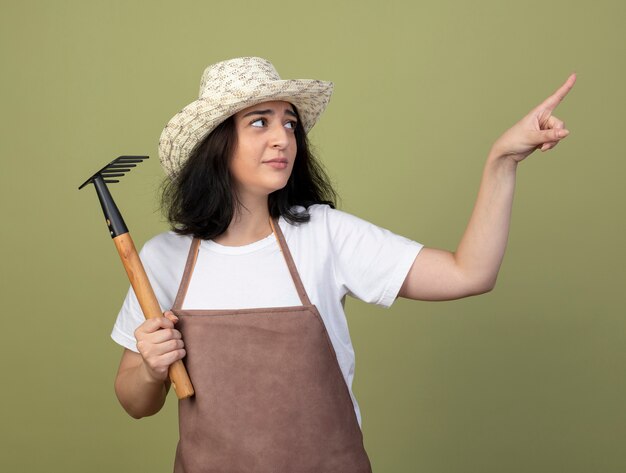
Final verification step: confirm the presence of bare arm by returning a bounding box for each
[399,73,577,301]
[114,313,185,418]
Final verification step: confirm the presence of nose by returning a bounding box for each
[270,123,290,149]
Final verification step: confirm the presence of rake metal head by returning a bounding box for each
[78,156,149,190]
[78,155,149,238]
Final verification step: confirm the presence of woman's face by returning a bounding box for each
[230,100,298,201]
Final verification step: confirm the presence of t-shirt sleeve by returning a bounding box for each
[111,284,146,353]
[322,206,423,307]
[110,242,157,352]
[110,233,184,352]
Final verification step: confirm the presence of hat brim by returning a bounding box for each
[159,79,333,178]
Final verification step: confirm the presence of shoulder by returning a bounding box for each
[300,204,392,239]
[285,204,365,230]
[139,231,193,262]
[136,231,194,286]
[284,204,421,251]
[281,204,395,250]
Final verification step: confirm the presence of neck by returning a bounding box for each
[213,196,272,246]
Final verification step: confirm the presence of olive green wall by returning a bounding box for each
[1,0,624,471]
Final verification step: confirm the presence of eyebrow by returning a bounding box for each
[241,108,297,119]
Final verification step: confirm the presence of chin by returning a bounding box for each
[266,176,291,193]
[266,183,289,196]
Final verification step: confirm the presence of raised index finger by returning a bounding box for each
[538,73,577,112]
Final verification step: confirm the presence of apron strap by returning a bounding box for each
[270,218,313,307]
[172,237,201,311]
[171,218,313,310]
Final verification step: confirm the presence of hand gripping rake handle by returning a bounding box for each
[79,156,194,399]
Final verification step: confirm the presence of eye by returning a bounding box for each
[284,120,298,130]
[251,118,266,128]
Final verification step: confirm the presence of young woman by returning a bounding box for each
[112,57,575,472]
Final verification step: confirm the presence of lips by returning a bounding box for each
[263,158,289,169]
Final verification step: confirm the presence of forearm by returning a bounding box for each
[453,149,518,293]
[114,352,169,419]
[400,74,575,302]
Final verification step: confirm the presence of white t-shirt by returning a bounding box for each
[112,204,423,425]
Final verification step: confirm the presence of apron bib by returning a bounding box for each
[171,219,372,473]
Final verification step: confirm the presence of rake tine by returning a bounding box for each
[77,156,149,189]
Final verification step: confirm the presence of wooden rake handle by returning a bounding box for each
[113,233,194,399]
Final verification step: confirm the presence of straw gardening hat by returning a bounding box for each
[158,57,334,177]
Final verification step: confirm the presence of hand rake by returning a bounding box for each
[79,156,194,399]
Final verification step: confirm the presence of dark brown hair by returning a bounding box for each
[161,110,337,240]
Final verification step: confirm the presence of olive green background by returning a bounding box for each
[1,0,624,471]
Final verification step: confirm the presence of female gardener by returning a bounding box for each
[111,57,575,472]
